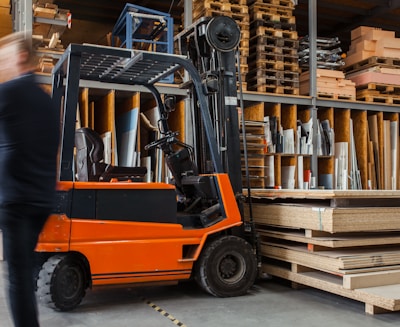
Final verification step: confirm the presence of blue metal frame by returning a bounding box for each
[111,4,174,83]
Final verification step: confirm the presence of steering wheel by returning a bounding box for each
[144,132,178,151]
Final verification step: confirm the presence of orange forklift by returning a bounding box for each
[35,17,258,311]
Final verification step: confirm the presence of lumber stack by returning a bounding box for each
[299,69,356,100]
[190,0,250,89]
[240,103,267,190]
[246,189,400,314]
[240,119,268,188]
[344,26,400,104]
[246,0,299,95]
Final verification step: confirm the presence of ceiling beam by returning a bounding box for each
[324,3,398,38]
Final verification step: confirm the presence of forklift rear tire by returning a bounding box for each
[36,254,87,311]
[194,235,257,297]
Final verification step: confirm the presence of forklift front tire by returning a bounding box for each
[194,235,257,297]
[36,254,87,311]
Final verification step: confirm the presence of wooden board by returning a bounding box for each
[244,188,400,199]
[343,269,400,290]
[347,71,400,86]
[258,228,400,248]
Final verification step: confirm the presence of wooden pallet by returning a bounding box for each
[193,9,250,23]
[356,89,400,104]
[344,56,400,74]
[251,25,298,39]
[263,261,400,314]
[229,0,248,5]
[247,68,299,80]
[251,11,296,26]
[250,35,299,48]
[249,43,297,56]
[247,76,299,88]
[250,18,296,31]
[250,58,300,72]
[249,50,298,64]
[357,82,400,95]
[250,44,299,58]
[247,83,299,94]
[240,65,249,76]
[316,92,355,101]
[193,1,232,12]
[248,0,294,9]
[193,0,248,4]
[251,10,295,22]
[259,224,400,314]
[239,46,250,57]
[249,4,294,17]
[194,2,249,14]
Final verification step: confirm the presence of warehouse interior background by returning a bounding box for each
[3,0,400,324]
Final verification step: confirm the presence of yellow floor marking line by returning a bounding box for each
[143,298,188,327]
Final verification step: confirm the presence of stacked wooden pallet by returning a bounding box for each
[191,0,250,88]
[344,26,400,104]
[246,0,299,95]
[33,1,70,74]
[299,69,356,100]
[245,189,400,314]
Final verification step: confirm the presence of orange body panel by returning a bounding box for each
[37,174,242,286]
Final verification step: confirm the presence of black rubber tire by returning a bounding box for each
[194,235,257,297]
[36,254,87,311]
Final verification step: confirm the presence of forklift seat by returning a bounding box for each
[75,127,147,182]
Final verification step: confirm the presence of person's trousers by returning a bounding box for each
[0,203,50,327]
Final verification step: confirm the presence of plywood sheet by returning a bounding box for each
[244,188,400,199]
[261,241,400,271]
[258,229,400,248]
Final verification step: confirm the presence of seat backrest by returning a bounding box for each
[75,127,107,181]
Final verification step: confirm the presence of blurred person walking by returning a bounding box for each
[0,32,60,327]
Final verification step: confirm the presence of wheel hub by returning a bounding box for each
[60,266,82,299]
[220,255,237,278]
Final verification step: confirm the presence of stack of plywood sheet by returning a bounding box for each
[246,0,299,95]
[245,189,400,314]
[344,26,399,67]
[344,26,400,104]
[299,69,356,100]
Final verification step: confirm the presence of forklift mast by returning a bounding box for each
[175,16,243,196]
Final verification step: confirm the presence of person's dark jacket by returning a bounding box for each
[0,73,60,208]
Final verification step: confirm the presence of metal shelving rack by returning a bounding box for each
[16,0,400,189]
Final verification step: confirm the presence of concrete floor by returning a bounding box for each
[1,261,400,327]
